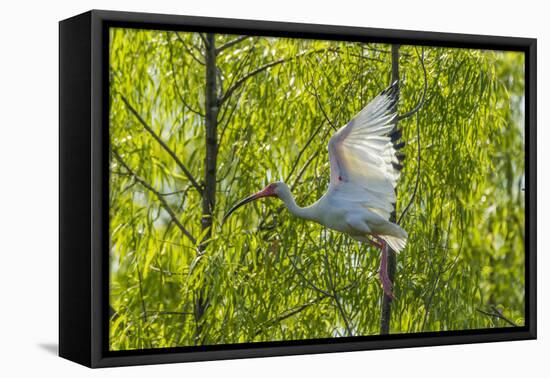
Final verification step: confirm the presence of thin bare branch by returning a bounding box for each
[174,32,205,65]
[291,148,320,191]
[157,188,190,197]
[167,35,205,117]
[291,127,332,191]
[214,48,256,147]
[254,294,329,336]
[220,44,255,103]
[421,217,454,330]
[149,265,187,276]
[119,94,203,194]
[324,251,354,336]
[398,47,428,121]
[218,84,247,146]
[145,310,194,316]
[216,36,250,54]
[198,33,209,48]
[285,122,325,183]
[302,58,343,130]
[305,81,339,130]
[255,259,374,337]
[220,58,286,104]
[112,149,198,245]
[220,48,333,104]
[398,112,421,224]
[136,260,148,323]
[114,170,192,197]
[288,250,332,297]
[288,58,364,190]
[476,307,519,327]
[176,32,205,56]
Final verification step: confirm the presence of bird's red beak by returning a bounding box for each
[252,185,277,199]
[223,185,276,223]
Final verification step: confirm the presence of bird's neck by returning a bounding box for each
[279,191,316,221]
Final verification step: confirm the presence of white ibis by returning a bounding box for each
[224,81,407,299]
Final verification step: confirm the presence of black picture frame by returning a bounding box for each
[59,9,537,368]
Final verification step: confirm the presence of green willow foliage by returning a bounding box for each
[108,27,525,350]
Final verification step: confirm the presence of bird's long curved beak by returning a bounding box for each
[222,186,275,224]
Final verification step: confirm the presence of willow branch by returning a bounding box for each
[149,265,187,276]
[290,128,332,191]
[113,171,192,198]
[198,33,209,48]
[167,36,205,117]
[290,147,320,191]
[220,44,255,103]
[112,150,197,245]
[285,122,325,183]
[119,95,203,194]
[176,32,205,57]
[255,269,372,337]
[288,60,362,190]
[420,217,454,330]
[476,307,519,327]
[136,262,148,323]
[324,251,353,337]
[397,47,427,121]
[218,85,247,146]
[288,253,332,297]
[157,188,190,197]
[254,294,329,336]
[145,310,194,316]
[220,58,287,104]
[216,36,250,54]
[303,60,341,131]
[306,83,339,130]
[220,48,332,104]
[398,112,421,224]
[174,32,205,65]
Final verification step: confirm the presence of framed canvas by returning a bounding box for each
[59,10,536,368]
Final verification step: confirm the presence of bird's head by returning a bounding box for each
[223,181,288,223]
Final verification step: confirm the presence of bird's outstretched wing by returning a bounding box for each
[327,81,404,220]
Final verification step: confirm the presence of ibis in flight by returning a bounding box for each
[224,81,407,299]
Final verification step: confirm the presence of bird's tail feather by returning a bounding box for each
[382,235,407,253]
[352,224,408,253]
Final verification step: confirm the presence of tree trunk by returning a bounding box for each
[194,33,218,344]
[380,44,400,335]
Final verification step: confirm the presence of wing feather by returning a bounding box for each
[328,81,403,220]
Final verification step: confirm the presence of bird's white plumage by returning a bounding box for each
[325,84,407,251]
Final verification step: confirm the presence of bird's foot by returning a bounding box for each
[378,239,395,300]
[366,236,384,249]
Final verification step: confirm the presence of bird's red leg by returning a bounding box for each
[376,237,395,300]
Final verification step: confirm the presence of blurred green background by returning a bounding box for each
[108,27,525,351]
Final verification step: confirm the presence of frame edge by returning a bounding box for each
[79,9,537,368]
[59,11,94,368]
